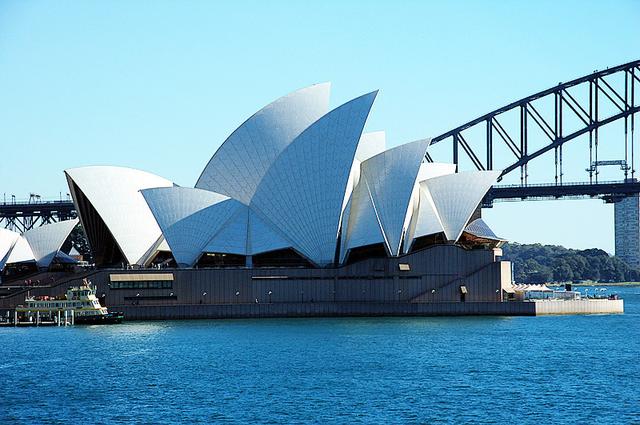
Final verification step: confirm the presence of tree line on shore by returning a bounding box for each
[502,242,640,284]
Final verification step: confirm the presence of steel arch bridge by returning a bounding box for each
[428,59,640,205]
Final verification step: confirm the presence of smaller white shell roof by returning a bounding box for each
[142,187,230,231]
[410,184,445,242]
[340,180,386,262]
[464,218,504,241]
[0,228,20,267]
[7,237,35,264]
[340,131,387,214]
[360,138,430,255]
[22,219,79,268]
[423,170,501,242]
[65,166,174,265]
[142,186,240,267]
[0,228,35,270]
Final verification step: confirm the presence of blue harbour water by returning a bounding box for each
[1,286,639,424]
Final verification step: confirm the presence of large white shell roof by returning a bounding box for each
[195,83,331,205]
[65,166,173,265]
[250,90,378,266]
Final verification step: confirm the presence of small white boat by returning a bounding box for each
[16,279,123,324]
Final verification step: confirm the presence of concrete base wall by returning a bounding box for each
[109,301,538,320]
[0,245,624,319]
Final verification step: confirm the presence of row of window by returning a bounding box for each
[110,281,173,289]
[28,301,95,308]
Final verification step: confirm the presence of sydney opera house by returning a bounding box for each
[1,84,516,318]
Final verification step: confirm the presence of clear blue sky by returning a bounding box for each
[0,0,638,253]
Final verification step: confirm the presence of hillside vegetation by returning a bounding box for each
[501,243,640,284]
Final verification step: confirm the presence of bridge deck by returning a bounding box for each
[485,180,640,205]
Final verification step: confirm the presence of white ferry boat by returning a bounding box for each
[16,279,123,324]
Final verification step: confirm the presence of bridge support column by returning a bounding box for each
[614,195,640,268]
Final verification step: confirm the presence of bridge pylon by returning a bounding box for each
[614,195,640,268]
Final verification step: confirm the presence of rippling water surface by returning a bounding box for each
[1,286,639,424]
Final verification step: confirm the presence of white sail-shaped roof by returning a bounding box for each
[143,187,294,262]
[340,131,386,216]
[141,186,242,267]
[424,170,501,241]
[138,235,172,266]
[340,179,385,262]
[202,206,295,256]
[360,139,430,255]
[408,184,445,243]
[141,187,229,232]
[203,207,249,256]
[247,209,292,255]
[251,91,378,266]
[0,228,20,269]
[0,229,35,269]
[6,236,35,264]
[65,166,173,265]
[22,219,79,268]
[195,83,331,205]
[465,218,505,241]
[162,199,244,267]
[0,228,35,270]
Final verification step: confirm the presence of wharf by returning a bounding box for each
[0,309,75,327]
[533,299,624,315]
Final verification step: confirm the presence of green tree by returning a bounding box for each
[552,258,573,282]
[502,242,640,283]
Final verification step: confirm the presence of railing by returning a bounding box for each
[492,179,632,189]
[1,199,73,206]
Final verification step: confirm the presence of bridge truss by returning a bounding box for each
[0,197,76,233]
[428,59,640,205]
